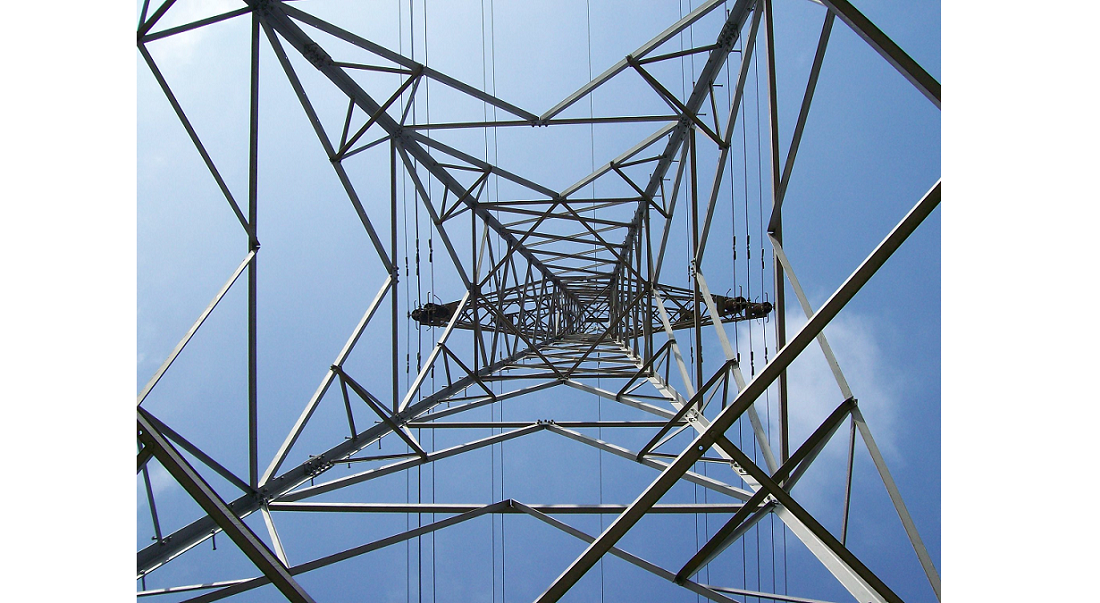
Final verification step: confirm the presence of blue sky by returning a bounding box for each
[8,1,1100,602]
[131,1,942,602]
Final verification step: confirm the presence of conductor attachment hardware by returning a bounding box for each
[716,295,773,320]
[411,301,460,327]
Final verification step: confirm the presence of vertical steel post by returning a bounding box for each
[644,196,653,363]
[841,413,856,545]
[472,191,479,371]
[391,138,400,414]
[247,8,261,488]
[763,0,788,463]
[634,234,642,353]
[690,127,703,392]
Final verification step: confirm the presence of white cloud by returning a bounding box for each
[717,304,901,499]
[783,305,900,460]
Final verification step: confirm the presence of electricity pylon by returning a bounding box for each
[137,1,940,601]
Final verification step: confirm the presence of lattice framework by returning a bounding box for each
[136,1,940,601]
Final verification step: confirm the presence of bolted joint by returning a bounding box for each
[256,487,274,505]
[715,12,741,48]
[392,127,413,143]
[250,0,274,14]
[301,42,333,69]
[303,455,333,477]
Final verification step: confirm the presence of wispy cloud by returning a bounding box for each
[719,304,901,499]
[784,306,900,460]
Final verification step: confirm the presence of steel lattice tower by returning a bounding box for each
[137,1,940,601]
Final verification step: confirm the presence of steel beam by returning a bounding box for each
[269,502,745,514]
[700,583,842,603]
[247,8,261,491]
